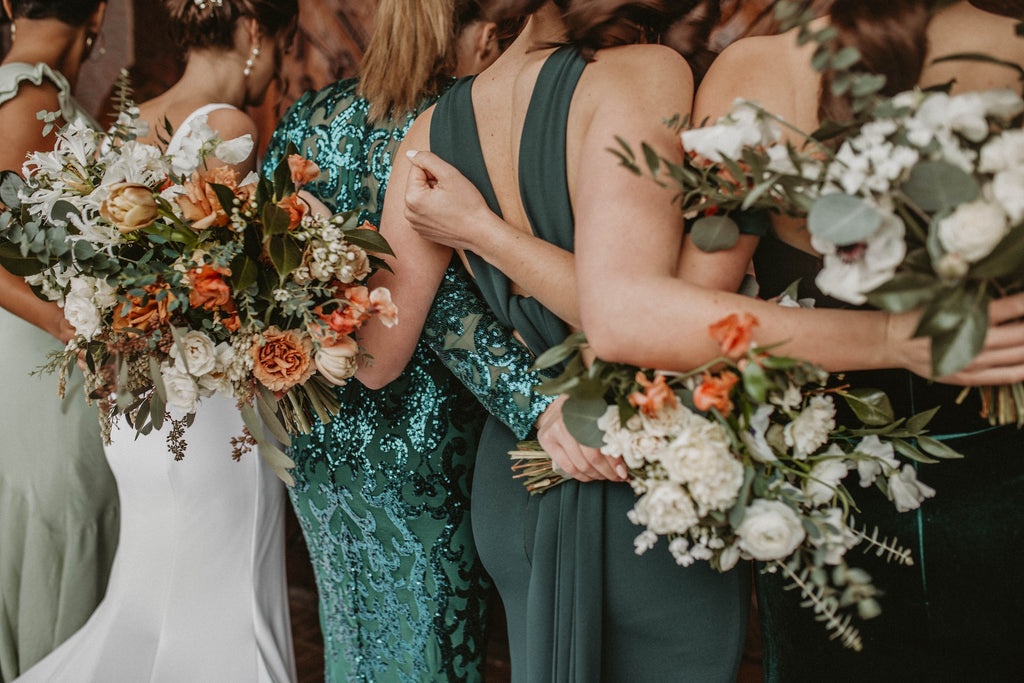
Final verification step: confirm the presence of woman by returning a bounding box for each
[15,2,300,681]
[0,1,117,680]
[354,0,1024,679]
[262,1,572,680]
[692,1,1024,679]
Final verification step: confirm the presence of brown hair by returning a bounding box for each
[360,0,496,122]
[162,0,298,52]
[4,0,104,25]
[818,0,930,123]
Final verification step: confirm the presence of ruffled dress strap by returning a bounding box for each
[0,62,99,129]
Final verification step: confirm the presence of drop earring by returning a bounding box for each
[242,45,261,78]
[10,23,15,44]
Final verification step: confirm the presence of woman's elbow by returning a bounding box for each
[580,306,636,364]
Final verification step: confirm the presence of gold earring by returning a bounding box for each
[242,45,261,78]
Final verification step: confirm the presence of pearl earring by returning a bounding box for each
[10,23,15,43]
[242,45,261,78]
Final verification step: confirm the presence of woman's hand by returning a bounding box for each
[891,292,1024,385]
[536,395,628,483]
[403,150,498,252]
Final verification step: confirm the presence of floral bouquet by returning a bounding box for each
[0,88,396,482]
[514,313,960,650]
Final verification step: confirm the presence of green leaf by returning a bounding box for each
[831,46,860,70]
[272,145,297,197]
[903,405,940,434]
[0,242,47,275]
[865,272,940,313]
[916,435,965,460]
[807,193,883,246]
[850,73,887,97]
[842,387,895,425]
[229,254,259,292]
[742,361,768,404]
[533,332,587,371]
[267,234,304,280]
[0,171,26,211]
[641,142,662,177]
[914,286,969,336]
[261,202,292,237]
[73,239,96,260]
[259,439,296,487]
[343,227,395,256]
[562,397,610,448]
[256,392,292,446]
[690,215,740,252]
[929,292,988,377]
[892,438,940,464]
[149,386,166,431]
[902,161,979,213]
[50,199,80,224]
[970,224,1024,279]
[209,182,238,220]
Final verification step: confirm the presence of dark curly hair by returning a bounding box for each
[3,0,105,26]
[161,0,298,52]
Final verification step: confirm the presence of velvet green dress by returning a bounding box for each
[429,47,750,682]
[753,231,1024,682]
[0,62,119,682]
[265,79,555,682]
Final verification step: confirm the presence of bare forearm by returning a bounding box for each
[0,267,68,342]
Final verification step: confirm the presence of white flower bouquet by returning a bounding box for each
[0,84,396,482]
[515,313,960,650]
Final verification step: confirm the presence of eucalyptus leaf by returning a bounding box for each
[842,387,895,425]
[902,161,978,213]
[690,215,740,252]
[850,73,887,97]
[807,193,883,246]
[865,272,940,313]
[533,332,586,371]
[73,239,96,260]
[50,199,80,224]
[831,46,860,70]
[929,294,987,377]
[562,397,610,448]
[0,171,25,211]
[742,361,768,404]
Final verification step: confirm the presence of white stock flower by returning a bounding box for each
[813,207,906,305]
[937,197,1009,263]
[62,277,103,339]
[736,499,806,561]
[803,449,850,505]
[633,530,659,555]
[783,394,836,459]
[629,481,700,536]
[888,464,936,512]
[169,330,217,377]
[656,413,743,514]
[198,342,238,396]
[989,170,1024,225]
[741,404,778,463]
[771,384,803,410]
[161,361,200,414]
[810,508,859,565]
[979,129,1024,174]
[599,408,668,469]
[854,434,899,487]
[978,88,1024,120]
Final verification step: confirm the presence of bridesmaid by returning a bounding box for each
[15,2,301,682]
[263,1,573,680]
[692,1,1024,679]
[0,1,117,679]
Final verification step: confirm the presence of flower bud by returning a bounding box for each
[100,182,158,233]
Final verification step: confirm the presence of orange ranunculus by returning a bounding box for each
[188,264,235,312]
[111,283,173,332]
[287,155,320,187]
[628,371,677,416]
[693,371,740,416]
[277,193,308,230]
[221,313,241,332]
[176,166,241,231]
[709,312,758,358]
[251,326,316,392]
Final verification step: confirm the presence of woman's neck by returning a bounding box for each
[162,50,248,110]
[2,19,84,86]
[518,3,569,49]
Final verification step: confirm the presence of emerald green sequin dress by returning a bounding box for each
[265,79,554,682]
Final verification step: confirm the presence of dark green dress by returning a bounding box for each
[265,79,555,682]
[753,232,1024,682]
[430,47,750,682]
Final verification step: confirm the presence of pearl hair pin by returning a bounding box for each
[194,0,224,9]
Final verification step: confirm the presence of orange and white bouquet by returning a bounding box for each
[0,98,395,481]
[515,314,961,650]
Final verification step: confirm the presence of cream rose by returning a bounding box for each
[169,330,217,377]
[161,362,200,413]
[937,198,1009,263]
[63,277,103,339]
[315,335,359,386]
[736,499,806,561]
[99,182,158,234]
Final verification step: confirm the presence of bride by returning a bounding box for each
[16,1,300,681]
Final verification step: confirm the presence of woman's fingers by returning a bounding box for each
[989,291,1024,325]
[536,396,628,482]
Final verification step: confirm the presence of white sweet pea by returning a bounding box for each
[937,197,1009,263]
[736,499,806,561]
[803,449,849,505]
[854,434,899,487]
[741,404,778,463]
[887,464,936,512]
[214,135,255,166]
[681,99,779,163]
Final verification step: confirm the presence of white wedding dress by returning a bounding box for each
[15,394,296,683]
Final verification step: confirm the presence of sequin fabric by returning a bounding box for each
[265,78,550,681]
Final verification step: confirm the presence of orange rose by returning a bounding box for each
[277,193,308,230]
[188,264,235,312]
[251,326,316,392]
[709,313,758,359]
[317,285,371,335]
[176,166,241,231]
[287,155,320,187]
[112,283,173,333]
[628,372,677,416]
[693,371,740,416]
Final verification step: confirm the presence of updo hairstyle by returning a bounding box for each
[161,0,298,52]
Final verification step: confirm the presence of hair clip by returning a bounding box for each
[194,0,224,9]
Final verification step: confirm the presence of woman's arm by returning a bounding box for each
[354,110,455,389]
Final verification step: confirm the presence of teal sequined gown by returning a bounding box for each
[265,79,554,682]
[429,47,750,682]
[753,231,1024,681]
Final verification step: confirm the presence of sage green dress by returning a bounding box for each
[429,47,750,682]
[266,78,555,682]
[0,62,118,682]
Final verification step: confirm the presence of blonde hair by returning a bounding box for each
[358,0,459,122]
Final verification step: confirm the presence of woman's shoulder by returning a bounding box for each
[0,62,69,112]
[577,43,694,114]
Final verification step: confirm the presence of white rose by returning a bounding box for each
[736,499,806,561]
[989,169,1024,225]
[315,335,360,386]
[888,464,936,512]
[937,198,1009,263]
[783,395,836,459]
[629,481,699,536]
[62,277,103,339]
[803,451,850,505]
[161,362,200,414]
[169,330,217,377]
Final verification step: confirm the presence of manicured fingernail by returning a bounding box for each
[616,464,628,480]
[406,150,419,158]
